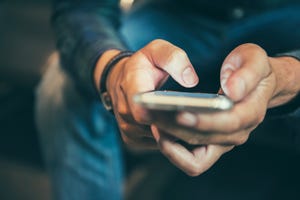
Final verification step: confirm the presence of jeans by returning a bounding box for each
[36,53,123,200]
[35,4,300,200]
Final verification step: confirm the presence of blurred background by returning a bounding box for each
[0,0,53,199]
[0,1,135,199]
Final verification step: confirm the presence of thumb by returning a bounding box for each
[220,44,270,102]
[220,59,244,101]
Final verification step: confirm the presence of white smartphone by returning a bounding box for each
[133,90,233,112]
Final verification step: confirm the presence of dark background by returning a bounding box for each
[0,0,53,199]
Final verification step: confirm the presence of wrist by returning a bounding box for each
[268,56,300,108]
[94,49,121,92]
[95,50,134,111]
[105,56,129,95]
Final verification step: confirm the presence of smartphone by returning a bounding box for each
[133,90,233,112]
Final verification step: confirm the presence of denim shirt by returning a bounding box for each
[52,0,300,104]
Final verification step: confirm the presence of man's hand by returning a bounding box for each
[174,43,300,144]
[95,42,300,176]
[153,43,300,176]
[94,39,199,150]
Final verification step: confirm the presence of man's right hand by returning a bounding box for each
[94,39,199,150]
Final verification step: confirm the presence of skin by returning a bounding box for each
[94,40,300,176]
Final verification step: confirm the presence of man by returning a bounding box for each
[36,0,300,199]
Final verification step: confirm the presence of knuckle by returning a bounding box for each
[251,107,266,126]
[174,48,187,59]
[169,48,187,62]
[241,43,261,51]
[163,48,187,68]
[149,39,167,48]
[232,134,249,146]
[257,111,266,124]
[242,43,260,49]
[151,38,164,44]
[242,43,267,57]
[186,166,202,177]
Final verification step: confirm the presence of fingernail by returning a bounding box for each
[220,70,231,96]
[182,68,198,86]
[177,112,197,126]
[220,64,234,95]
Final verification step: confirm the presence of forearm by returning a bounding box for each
[52,0,127,97]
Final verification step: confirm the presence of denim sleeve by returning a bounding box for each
[52,0,127,98]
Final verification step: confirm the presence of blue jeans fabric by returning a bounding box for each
[36,5,300,200]
[36,56,123,200]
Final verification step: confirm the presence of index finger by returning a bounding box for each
[122,40,199,124]
[140,39,199,88]
[151,125,234,176]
